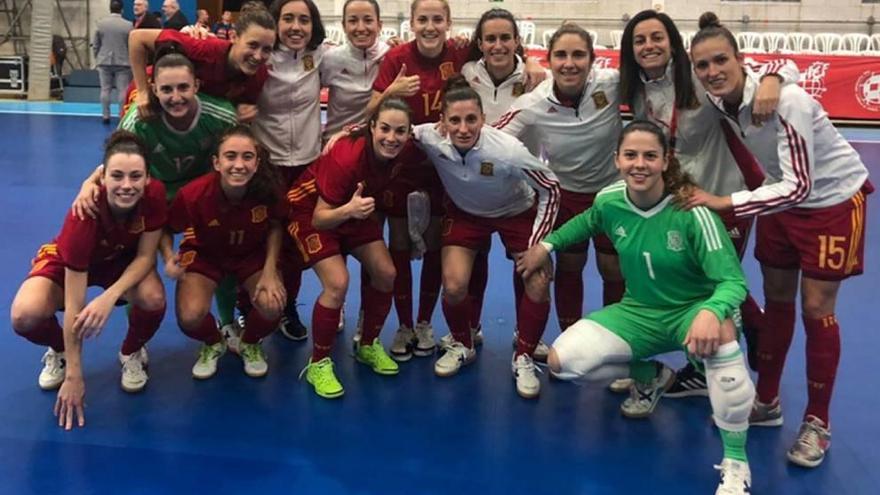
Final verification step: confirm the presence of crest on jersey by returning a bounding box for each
[855,71,880,112]
[666,230,684,252]
[480,162,494,176]
[128,216,145,234]
[512,82,525,97]
[303,55,315,72]
[180,250,196,267]
[305,233,322,254]
[591,91,609,109]
[615,225,627,238]
[439,62,455,80]
[251,205,268,223]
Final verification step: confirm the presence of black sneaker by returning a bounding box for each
[279,302,308,341]
[664,362,708,398]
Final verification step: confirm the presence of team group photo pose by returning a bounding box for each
[2,1,876,494]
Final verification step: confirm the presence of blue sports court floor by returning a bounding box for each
[0,103,877,494]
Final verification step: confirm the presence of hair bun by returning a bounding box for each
[443,74,471,93]
[698,12,722,30]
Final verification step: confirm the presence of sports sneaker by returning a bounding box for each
[439,325,484,348]
[356,339,399,375]
[787,415,831,468]
[512,353,541,399]
[278,303,308,341]
[389,325,415,362]
[608,378,634,393]
[434,341,477,377]
[620,363,675,418]
[222,322,243,355]
[664,362,709,398]
[38,348,66,390]
[299,357,344,399]
[714,458,752,495]
[750,397,783,427]
[119,347,149,393]
[240,341,268,378]
[413,321,436,356]
[512,330,550,363]
[192,340,227,380]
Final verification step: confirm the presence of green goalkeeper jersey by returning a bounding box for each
[119,93,237,200]
[544,181,747,323]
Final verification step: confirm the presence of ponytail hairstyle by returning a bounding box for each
[269,0,326,50]
[691,12,740,57]
[619,9,698,111]
[102,130,150,175]
[234,2,276,35]
[466,8,524,63]
[353,96,413,141]
[618,120,697,204]
[215,125,282,205]
[546,22,594,64]
[441,74,483,113]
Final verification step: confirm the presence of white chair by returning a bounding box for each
[380,27,398,42]
[680,31,695,50]
[785,32,814,53]
[736,32,764,53]
[762,32,787,53]
[542,29,555,48]
[870,33,880,55]
[400,20,414,42]
[516,20,537,47]
[839,33,871,54]
[457,27,474,40]
[609,29,623,50]
[326,26,345,46]
[813,33,842,54]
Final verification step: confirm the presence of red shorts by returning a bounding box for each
[27,247,131,290]
[179,247,266,284]
[377,167,444,218]
[441,201,536,253]
[755,187,869,281]
[718,212,755,259]
[556,189,615,254]
[287,214,383,266]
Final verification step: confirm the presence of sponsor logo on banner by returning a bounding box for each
[800,61,830,99]
[593,57,613,69]
[855,71,880,112]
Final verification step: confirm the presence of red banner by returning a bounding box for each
[526,48,880,121]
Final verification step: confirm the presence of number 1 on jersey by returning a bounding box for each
[642,252,656,280]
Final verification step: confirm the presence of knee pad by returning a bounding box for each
[705,342,755,432]
[551,319,632,383]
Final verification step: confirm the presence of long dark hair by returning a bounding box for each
[103,130,149,174]
[466,8,524,63]
[215,125,281,205]
[619,10,698,111]
[618,120,696,203]
[148,46,196,118]
[269,0,326,50]
[352,96,413,143]
[692,12,740,57]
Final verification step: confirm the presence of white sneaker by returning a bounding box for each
[512,330,550,363]
[434,341,476,377]
[620,363,675,418]
[119,348,149,393]
[608,378,634,393]
[389,325,415,362]
[38,348,66,390]
[714,458,751,495]
[239,341,268,378]
[192,340,227,380]
[337,305,346,333]
[439,326,484,348]
[512,353,541,399]
[222,322,243,355]
[413,321,436,356]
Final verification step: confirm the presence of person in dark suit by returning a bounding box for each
[93,0,133,123]
[161,0,189,31]
[132,0,161,29]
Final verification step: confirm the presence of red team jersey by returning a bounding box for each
[29,180,167,286]
[169,172,287,262]
[373,40,470,125]
[152,30,269,105]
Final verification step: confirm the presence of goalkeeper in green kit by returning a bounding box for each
[517,120,754,495]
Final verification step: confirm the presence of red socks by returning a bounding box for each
[311,302,342,361]
[241,309,280,344]
[18,316,65,352]
[360,284,393,345]
[554,269,582,331]
[442,296,472,348]
[756,300,796,403]
[468,249,489,328]
[516,295,550,356]
[804,314,841,424]
[121,305,165,355]
[417,250,442,324]
[390,249,414,328]
[181,313,223,345]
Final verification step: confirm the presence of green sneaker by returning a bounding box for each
[300,357,344,399]
[192,340,227,380]
[239,342,268,378]
[356,339,400,375]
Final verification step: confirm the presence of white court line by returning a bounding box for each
[0,110,99,117]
